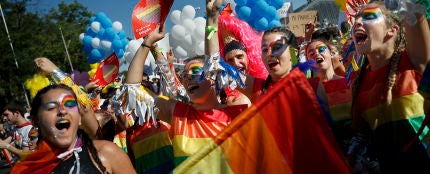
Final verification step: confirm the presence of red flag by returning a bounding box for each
[174,68,352,174]
[91,52,119,86]
[132,0,174,39]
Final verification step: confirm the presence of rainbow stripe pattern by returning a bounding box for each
[174,69,352,173]
[354,52,430,156]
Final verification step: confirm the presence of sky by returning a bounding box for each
[26,0,308,39]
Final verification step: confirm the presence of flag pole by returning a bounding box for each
[0,3,31,107]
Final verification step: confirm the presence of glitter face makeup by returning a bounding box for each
[359,7,384,25]
[183,62,204,79]
[263,37,289,56]
[43,93,78,113]
[307,44,329,59]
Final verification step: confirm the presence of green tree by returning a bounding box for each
[0,0,93,108]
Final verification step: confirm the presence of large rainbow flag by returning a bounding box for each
[173,68,352,173]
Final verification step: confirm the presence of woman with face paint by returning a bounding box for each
[305,37,354,155]
[348,1,430,172]
[10,84,136,174]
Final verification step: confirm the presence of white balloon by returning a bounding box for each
[90,21,101,33]
[195,41,205,55]
[171,25,187,41]
[123,39,141,63]
[181,5,196,21]
[183,34,193,49]
[79,33,85,43]
[100,40,112,51]
[193,17,206,28]
[170,10,182,25]
[183,19,196,33]
[112,21,123,33]
[192,25,205,42]
[91,37,101,48]
[174,46,188,59]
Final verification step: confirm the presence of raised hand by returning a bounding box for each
[34,57,59,74]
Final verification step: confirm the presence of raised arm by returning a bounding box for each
[126,24,165,84]
[205,0,224,56]
[405,5,430,73]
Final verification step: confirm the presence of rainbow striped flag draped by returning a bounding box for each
[128,120,174,174]
[174,68,352,174]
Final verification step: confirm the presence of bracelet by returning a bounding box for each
[51,68,67,81]
[141,43,152,49]
[205,26,218,40]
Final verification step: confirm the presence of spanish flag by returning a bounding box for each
[174,68,352,173]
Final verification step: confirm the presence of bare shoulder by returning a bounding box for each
[93,140,136,174]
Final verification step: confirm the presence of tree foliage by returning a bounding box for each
[0,0,94,108]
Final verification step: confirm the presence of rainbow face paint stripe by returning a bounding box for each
[186,62,203,79]
[43,93,78,112]
[307,44,329,59]
[360,7,384,24]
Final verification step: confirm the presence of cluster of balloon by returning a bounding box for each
[234,0,284,31]
[169,5,206,59]
[79,12,129,64]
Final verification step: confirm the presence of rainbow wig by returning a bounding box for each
[218,4,268,79]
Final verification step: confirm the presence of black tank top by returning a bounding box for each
[51,145,101,174]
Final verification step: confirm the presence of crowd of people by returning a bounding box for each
[1,0,430,173]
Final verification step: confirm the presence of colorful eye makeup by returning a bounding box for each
[263,37,289,56]
[359,7,384,24]
[43,93,78,112]
[307,44,329,58]
[185,62,203,79]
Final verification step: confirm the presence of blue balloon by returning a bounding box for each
[116,49,124,58]
[95,12,107,21]
[88,49,102,63]
[112,39,123,51]
[267,0,284,9]
[114,35,120,41]
[236,6,252,22]
[254,17,268,31]
[83,44,92,54]
[97,28,105,39]
[85,27,97,37]
[254,0,270,14]
[99,17,112,29]
[264,6,280,20]
[104,28,116,41]
[269,20,282,28]
[121,38,129,48]
[83,35,93,47]
[117,30,126,39]
[235,0,247,6]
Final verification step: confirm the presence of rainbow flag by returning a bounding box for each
[128,120,174,174]
[323,78,352,125]
[174,68,352,173]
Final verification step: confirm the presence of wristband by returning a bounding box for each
[141,43,152,49]
[51,68,67,81]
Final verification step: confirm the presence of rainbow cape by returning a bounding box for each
[173,68,352,173]
[10,141,62,174]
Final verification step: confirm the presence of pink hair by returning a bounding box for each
[218,12,268,79]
